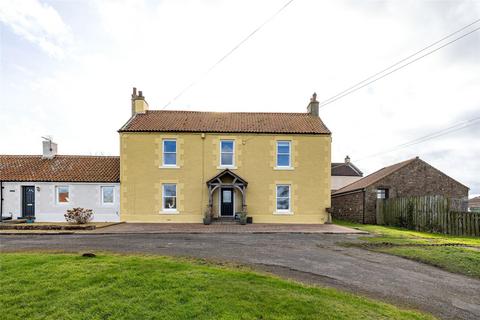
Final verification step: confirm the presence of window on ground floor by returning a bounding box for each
[276,185,290,212]
[56,186,69,204]
[162,184,177,211]
[101,186,115,205]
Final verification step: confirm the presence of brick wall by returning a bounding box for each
[331,191,364,223]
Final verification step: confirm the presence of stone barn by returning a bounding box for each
[331,157,469,224]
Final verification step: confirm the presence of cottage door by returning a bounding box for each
[220,188,234,216]
[22,186,35,218]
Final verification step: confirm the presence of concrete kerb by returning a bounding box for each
[0,230,369,236]
[0,223,367,235]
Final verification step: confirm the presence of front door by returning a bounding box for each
[22,186,35,217]
[220,188,234,216]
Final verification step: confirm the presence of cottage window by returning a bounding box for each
[162,184,177,211]
[163,140,177,166]
[276,185,290,212]
[56,186,69,204]
[101,186,114,204]
[220,140,234,167]
[377,188,389,199]
[276,141,291,167]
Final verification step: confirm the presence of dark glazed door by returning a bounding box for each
[22,186,35,217]
[220,188,234,216]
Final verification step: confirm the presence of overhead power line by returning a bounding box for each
[355,116,480,162]
[319,20,480,109]
[163,0,295,109]
[320,18,480,107]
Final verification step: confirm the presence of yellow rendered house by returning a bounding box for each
[119,89,331,223]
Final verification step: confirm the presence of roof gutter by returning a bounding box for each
[117,129,331,135]
[331,188,364,198]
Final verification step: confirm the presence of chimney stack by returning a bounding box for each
[307,92,319,116]
[345,155,351,164]
[42,137,57,159]
[131,87,149,116]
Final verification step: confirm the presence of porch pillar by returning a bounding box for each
[241,185,247,212]
[208,185,213,214]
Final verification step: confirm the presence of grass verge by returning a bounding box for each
[0,253,434,320]
[335,220,480,278]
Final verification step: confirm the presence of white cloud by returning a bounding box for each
[1,0,479,194]
[0,0,73,58]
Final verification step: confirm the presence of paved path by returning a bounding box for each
[1,233,479,320]
[88,223,367,234]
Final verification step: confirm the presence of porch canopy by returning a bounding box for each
[206,169,248,214]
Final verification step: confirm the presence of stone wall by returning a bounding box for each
[331,191,364,223]
[332,158,469,224]
[374,158,468,199]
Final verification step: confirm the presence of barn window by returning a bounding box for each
[377,188,389,199]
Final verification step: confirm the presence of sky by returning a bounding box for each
[0,0,479,197]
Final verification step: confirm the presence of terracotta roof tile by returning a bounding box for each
[332,158,417,195]
[119,110,331,134]
[0,155,119,182]
[469,196,480,207]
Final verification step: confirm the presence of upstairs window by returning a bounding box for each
[163,140,177,166]
[162,184,177,211]
[220,140,234,167]
[276,185,291,212]
[276,141,291,167]
[101,186,114,205]
[56,186,69,204]
[377,188,389,199]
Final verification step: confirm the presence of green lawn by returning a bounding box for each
[0,253,433,320]
[335,220,480,278]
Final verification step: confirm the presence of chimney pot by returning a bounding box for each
[131,87,149,116]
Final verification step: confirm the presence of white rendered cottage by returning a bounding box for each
[0,140,120,222]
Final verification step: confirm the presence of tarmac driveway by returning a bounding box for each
[1,233,479,320]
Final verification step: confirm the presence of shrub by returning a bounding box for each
[64,208,93,224]
[238,211,248,225]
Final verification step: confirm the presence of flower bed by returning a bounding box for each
[0,223,96,230]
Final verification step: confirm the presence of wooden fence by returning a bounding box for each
[376,195,480,237]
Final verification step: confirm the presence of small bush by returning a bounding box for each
[64,208,93,224]
[238,211,248,225]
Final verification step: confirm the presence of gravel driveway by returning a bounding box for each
[1,233,479,320]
